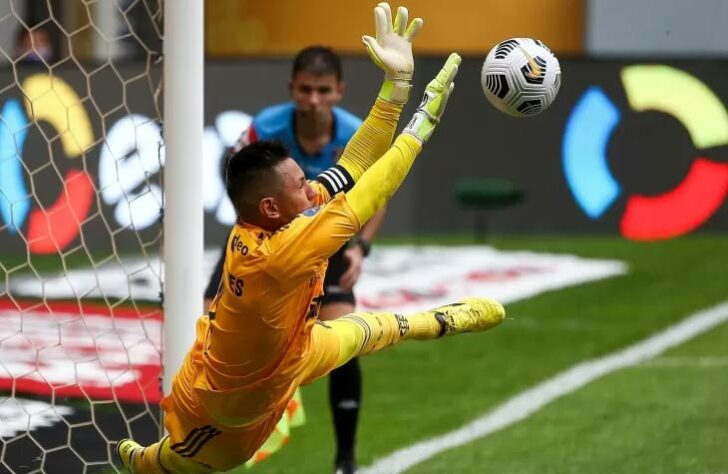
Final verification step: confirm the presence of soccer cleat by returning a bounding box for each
[432,297,505,336]
[116,438,142,473]
[335,459,357,474]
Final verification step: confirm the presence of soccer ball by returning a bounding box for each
[481,38,561,117]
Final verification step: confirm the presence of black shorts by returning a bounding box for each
[322,245,356,306]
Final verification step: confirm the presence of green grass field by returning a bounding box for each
[247,234,728,474]
[3,234,727,473]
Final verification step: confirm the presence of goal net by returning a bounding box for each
[0,1,165,472]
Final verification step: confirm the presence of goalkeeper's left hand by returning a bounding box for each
[403,53,461,144]
[362,2,423,103]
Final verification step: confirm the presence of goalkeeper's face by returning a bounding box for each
[266,158,318,227]
[289,72,344,120]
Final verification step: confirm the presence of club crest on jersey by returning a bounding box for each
[302,206,321,217]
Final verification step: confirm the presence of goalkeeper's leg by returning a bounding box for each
[116,404,284,474]
[117,435,215,474]
[300,297,505,385]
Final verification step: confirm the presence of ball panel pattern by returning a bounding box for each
[481,37,561,117]
[484,73,510,99]
[516,99,543,116]
[494,39,519,59]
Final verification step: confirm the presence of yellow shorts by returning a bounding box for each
[162,321,345,471]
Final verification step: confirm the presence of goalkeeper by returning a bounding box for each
[117,3,505,473]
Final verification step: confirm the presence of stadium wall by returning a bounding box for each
[204,0,584,56]
[586,0,728,57]
[1,57,726,255]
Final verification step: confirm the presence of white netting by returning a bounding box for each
[0,1,164,472]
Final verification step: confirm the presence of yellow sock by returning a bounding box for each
[129,439,166,474]
[133,437,214,474]
[335,309,442,360]
[399,309,446,340]
[331,298,506,366]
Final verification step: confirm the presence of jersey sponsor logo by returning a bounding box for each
[230,233,249,256]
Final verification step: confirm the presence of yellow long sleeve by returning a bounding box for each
[337,98,404,181]
[346,133,422,224]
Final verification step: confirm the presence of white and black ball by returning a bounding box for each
[481,38,561,117]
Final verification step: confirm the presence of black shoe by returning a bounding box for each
[335,459,357,474]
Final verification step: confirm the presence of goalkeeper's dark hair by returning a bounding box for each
[226,140,290,220]
[292,46,342,81]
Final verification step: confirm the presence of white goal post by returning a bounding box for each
[162,0,205,396]
[0,0,206,470]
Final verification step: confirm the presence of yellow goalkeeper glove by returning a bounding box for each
[403,53,461,144]
[362,2,423,104]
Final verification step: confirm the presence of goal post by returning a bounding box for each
[0,0,206,470]
[162,0,205,395]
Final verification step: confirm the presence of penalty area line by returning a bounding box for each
[361,300,728,474]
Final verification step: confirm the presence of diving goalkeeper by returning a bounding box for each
[117,3,505,472]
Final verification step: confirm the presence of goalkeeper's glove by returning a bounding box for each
[362,2,423,104]
[403,53,461,144]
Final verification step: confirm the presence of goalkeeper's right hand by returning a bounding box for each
[362,2,423,104]
[403,53,461,144]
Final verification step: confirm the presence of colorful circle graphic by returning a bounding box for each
[562,65,728,240]
[0,74,94,254]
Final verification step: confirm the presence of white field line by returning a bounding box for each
[637,355,728,367]
[361,300,728,474]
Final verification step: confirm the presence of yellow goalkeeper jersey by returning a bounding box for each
[173,181,360,428]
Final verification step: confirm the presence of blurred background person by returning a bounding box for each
[14,27,53,64]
